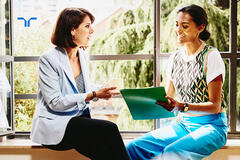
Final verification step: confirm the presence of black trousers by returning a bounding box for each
[43,114,130,160]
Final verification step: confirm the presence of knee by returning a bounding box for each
[108,121,118,130]
[103,120,119,133]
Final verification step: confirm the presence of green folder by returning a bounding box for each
[120,87,176,120]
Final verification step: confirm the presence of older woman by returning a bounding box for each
[30,8,130,160]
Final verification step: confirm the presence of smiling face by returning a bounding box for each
[175,12,204,45]
[71,15,94,47]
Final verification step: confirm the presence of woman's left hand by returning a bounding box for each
[156,96,181,112]
[96,86,120,100]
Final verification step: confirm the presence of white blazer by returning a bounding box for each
[30,47,98,145]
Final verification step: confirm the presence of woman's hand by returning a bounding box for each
[156,96,182,112]
[86,86,120,102]
[96,86,120,100]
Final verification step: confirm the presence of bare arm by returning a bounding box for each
[184,74,223,114]
[166,80,175,97]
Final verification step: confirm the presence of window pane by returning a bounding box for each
[89,60,153,88]
[238,1,240,51]
[87,0,154,55]
[160,0,229,53]
[15,99,36,131]
[13,0,54,56]
[90,59,153,131]
[237,59,240,131]
[91,98,153,131]
[14,62,38,94]
[13,0,154,56]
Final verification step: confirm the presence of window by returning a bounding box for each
[13,0,154,133]
[9,0,240,138]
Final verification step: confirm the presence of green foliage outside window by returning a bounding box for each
[14,24,52,131]
[13,0,240,131]
[238,3,240,51]
[15,99,36,131]
[0,5,2,54]
[160,0,229,52]
[89,0,154,131]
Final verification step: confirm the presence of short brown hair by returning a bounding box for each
[51,8,95,48]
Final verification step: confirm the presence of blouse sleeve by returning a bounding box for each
[206,50,225,84]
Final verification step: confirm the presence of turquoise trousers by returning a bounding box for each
[127,113,227,160]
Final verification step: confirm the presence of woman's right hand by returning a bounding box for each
[156,96,182,112]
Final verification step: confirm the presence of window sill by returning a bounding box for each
[1,138,240,149]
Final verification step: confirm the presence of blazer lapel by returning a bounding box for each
[57,47,78,92]
[79,49,90,93]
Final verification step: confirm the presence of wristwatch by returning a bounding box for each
[181,103,189,112]
[92,91,99,102]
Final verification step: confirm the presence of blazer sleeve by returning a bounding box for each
[38,54,88,112]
